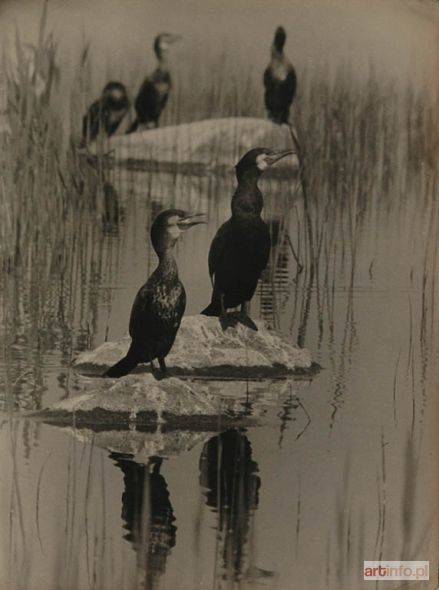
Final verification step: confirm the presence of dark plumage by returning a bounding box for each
[263,26,297,124]
[82,81,129,144]
[201,148,293,331]
[128,33,181,133]
[105,209,206,378]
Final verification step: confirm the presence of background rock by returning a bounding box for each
[90,117,299,174]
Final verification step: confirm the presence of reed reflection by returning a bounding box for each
[199,428,261,586]
[110,453,176,590]
[259,215,301,331]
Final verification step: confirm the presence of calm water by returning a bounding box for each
[0,161,437,589]
[1,1,439,589]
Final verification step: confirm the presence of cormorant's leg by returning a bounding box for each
[219,294,238,331]
[157,357,168,379]
[237,301,258,331]
[150,359,165,380]
[148,456,163,474]
[126,118,138,134]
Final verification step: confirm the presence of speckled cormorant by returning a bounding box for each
[82,81,129,144]
[263,27,297,124]
[105,209,205,378]
[128,33,181,133]
[201,148,293,331]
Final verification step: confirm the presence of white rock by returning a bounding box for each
[74,314,313,378]
[42,384,311,461]
[90,117,299,173]
[33,373,311,433]
[31,316,315,427]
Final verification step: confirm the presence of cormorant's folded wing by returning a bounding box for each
[256,225,271,273]
[135,77,158,120]
[264,66,275,93]
[208,221,231,286]
[128,283,155,340]
[284,66,297,104]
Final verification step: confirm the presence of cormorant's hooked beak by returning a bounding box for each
[166,34,182,45]
[177,212,207,229]
[265,149,295,166]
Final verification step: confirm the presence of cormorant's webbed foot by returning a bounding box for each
[219,311,257,331]
[235,302,258,331]
[236,311,258,331]
[150,358,168,381]
[219,312,239,331]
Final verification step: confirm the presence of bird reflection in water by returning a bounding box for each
[199,429,269,587]
[101,181,122,235]
[110,453,176,590]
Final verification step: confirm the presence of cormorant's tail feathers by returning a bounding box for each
[126,119,139,134]
[104,353,139,378]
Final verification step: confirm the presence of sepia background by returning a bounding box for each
[0,0,438,589]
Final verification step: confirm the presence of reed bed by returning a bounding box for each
[1,17,439,589]
[2,16,439,402]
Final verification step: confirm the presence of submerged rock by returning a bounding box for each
[33,377,311,451]
[33,374,249,428]
[32,372,311,428]
[41,382,310,461]
[74,314,313,379]
[47,423,215,463]
[90,117,299,174]
[31,316,315,429]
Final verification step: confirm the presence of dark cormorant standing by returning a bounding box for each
[128,33,181,133]
[105,209,205,378]
[201,148,293,331]
[263,26,297,124]
[82,81,129,144]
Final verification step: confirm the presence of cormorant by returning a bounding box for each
[105,209,206,378]
[263,26,297,124]
[128,33,181,133]
[201,148,293,331]
[82,81,129,144]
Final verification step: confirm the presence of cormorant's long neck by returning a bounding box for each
[237,171,260,191]
[271,46,284,62]
[157,54,170,73]
[232,171,263,217]
[157,249,178,277]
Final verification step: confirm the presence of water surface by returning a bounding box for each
[0,1,438,589]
